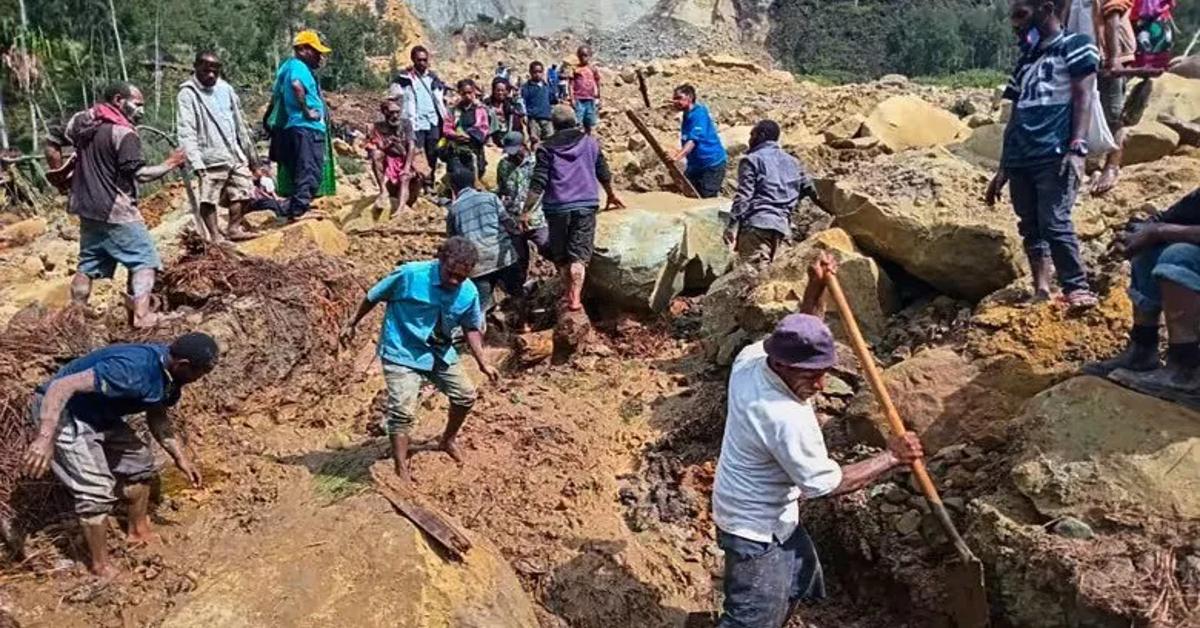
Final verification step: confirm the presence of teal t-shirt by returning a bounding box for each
[274,58,326,132]
[367,260,484,370]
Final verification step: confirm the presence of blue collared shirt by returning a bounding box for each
[38,343,181,430]
[367,260,484,370]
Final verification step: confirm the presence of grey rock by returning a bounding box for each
[895,509,923,536]
[1051,516,1095,540]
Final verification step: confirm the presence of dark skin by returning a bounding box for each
[291,46,325,122]
[412,50,431,75]
[768,253,925,495]
[22,353,210,577]
[986,0,1092,206]
[339,256,499,482]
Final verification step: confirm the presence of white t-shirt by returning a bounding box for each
[712,342,843,543]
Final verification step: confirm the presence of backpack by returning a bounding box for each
[1132,0,1175,69]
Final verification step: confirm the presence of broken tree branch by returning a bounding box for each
[625,109,699,198]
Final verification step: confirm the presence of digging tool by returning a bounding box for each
[636,69,651,109]
[825,273,990,628]
[625,109,700,198]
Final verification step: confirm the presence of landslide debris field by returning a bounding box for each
[2,39,1200,628]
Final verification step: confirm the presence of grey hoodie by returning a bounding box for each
[175,77,256,171]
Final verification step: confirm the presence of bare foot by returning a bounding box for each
[89,562,120,580]
[1091,166,1119,196]
[125,530,159,547]
[226,227,258,242]
[393,462,412,485]
[410,438,464,464]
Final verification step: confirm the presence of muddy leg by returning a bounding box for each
[129,269,159,329]
[200,203,224,244]
[122,482,155,545]
[389,433,412,483]
[80,514,118,579]
[70,272,93,306]
[567,262,586,311]
[227,200,255,241]
[438,404,470,463]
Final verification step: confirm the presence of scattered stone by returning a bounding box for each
[1050,516,1095,540]
[238,220,350,260]
[965,113,994,128]
[700,53,760,72]
[830,136,880,150]
[820,114,865,144]
[878,74,909,87]
[860,95,970,153]
[0,217,48,247]
[943,497,966,513]
[895,509,923,536]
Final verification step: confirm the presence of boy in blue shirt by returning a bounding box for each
[340,237,500,483]
[670,84,728,198]
[986,0,1100,309]
[22,333,219,578]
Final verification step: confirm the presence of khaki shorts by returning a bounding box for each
[381,360,476,435]
[197,164,255,208]
[736,226,784,265]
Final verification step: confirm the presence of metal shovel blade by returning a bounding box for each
[947,556,990,628]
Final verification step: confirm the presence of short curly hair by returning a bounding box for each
[438,236,479,269]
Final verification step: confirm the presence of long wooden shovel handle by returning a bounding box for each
[825,273,978,562]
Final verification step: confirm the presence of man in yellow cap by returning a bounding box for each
[256,30,332,220]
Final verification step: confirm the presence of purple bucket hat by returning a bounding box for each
[763,313,837,370]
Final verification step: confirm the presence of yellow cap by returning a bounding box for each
[293,30,332,54]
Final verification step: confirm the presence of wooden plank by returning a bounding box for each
[635,70,651,109]
[625,109,700,199]
[371,466,473,560]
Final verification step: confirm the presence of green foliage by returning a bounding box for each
[0,0,403,152]
[913,68,1010,89]
[770,0,1016,80]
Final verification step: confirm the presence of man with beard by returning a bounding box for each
[44,82,185,328]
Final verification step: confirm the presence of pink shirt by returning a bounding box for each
[571,65,600,101]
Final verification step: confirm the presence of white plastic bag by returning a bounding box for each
[1087,86,1119,155]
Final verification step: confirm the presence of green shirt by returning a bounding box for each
[496,154,545,230]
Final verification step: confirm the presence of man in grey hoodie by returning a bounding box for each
[176,51,260,242]
[525,105,625,312]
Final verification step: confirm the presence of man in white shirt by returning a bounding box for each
[712,254,924,628]
[393,46,448,188]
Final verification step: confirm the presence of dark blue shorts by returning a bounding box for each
[717,526,826,628]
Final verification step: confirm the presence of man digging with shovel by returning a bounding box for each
[712,253,925,627]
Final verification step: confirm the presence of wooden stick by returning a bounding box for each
[636,70,651,109]
[625,109,699,199]
[371,466,472,560]
[825,273,978,564]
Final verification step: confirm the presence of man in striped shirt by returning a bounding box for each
[986,0,1100,310]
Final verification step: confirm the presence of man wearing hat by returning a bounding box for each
[712,253,924,628]
[497,131,549,325]
[256,30,331,220]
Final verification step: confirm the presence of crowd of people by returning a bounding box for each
[22,1,1200,625]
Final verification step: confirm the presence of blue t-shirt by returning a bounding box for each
[367,260,484,370]
[274,58,326,132]
[1001,31,1099,168]
[38,343,181,430]
[681,103,727,174]
[521,81,556,120]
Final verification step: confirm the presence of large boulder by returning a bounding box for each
[702,228,897,363]
[843,347,1023,451]
[1121,120,1180,165]
[860,95,970,153]
[820,114,865,144]
[160,492,538,628]
[1137,72,1200,124]
[719,125,754,161]
[239,220,350,260]
[587,193,733,312]
[1009,376,1200,522]
[959,123,1004,164]
[815,148,1022,300]
[961,376,1200,628]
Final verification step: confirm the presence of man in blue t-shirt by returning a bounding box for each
[670,84,728,199]
[986,0,1100,309]
[22,333,219,578]
[256,30,331,220]
[340,237,500,484]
